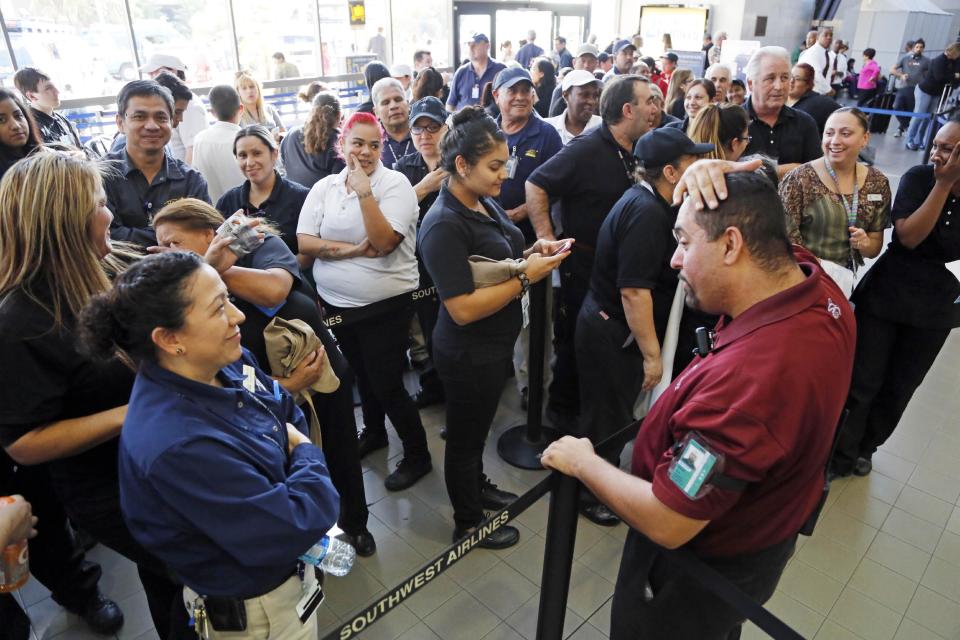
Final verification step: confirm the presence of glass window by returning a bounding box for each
[391,0,448,70]
[129,0,237,85]
[233,0,321,80]
[0,0,135,98]
[317,0,392,76]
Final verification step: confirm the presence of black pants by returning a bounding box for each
[239,289,370,535]
[834,310,949,472]
[0,456,103,640]
[857,87,878,107]
[575,299,643,465]
[893,85,916,132]
[435,349,510,529]
[611,530,795,640]
[549,251,592,417]
[328,303,429,463]
[55,473,191,639]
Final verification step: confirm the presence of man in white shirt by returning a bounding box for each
[545,70,602,145]
[797,28,834,95]
[191,85,245,201]
[139,54,209,164]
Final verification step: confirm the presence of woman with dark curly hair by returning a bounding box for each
[280,92,345,188]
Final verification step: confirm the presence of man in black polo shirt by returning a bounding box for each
[787,63,841,135]
[526,75,659,433]
[743,46,821,177]
[104,80,210,246]
[13,67,81,147]
[394,97,449,408]
[576,128,713,526]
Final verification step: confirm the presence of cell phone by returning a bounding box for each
[551,241,573,256]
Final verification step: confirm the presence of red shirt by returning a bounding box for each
[652,72,669,96]
[631,248,855,556]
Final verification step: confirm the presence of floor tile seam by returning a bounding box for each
[894,483,958,526]
[421,589,510,639]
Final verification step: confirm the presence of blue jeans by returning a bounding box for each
[906,86,935,147]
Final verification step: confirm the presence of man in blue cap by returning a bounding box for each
[604,39,638,83]
[573,127,713,526]
[491,66,564,407]
[447,33,506,111]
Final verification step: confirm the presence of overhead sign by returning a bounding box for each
[349,0,366,27]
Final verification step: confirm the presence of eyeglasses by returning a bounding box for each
[411,123,443,135]
[735,135,753,143]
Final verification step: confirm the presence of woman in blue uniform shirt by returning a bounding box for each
[79,251,339,639]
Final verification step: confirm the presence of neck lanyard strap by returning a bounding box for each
[824,159,859,227]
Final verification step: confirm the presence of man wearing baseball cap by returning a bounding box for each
[138,54,208,164]
[548,43,600,117]
[394,96,450,409]
[574,129,714,529]
[603,39,638,83]
[448,33,506,110]
[491,67,564,406]
[545,70,602,145]
[652,52,677,95]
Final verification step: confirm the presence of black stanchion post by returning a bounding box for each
[498,278,560,468]
[535,472,580,640]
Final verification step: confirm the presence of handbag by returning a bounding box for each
[467,255,528,288]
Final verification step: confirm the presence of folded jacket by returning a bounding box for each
[263,316,340,395]
[468,255,528,288]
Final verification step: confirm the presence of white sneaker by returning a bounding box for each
[893,129,903,138]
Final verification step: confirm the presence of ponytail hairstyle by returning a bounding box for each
[234,124,278,155]
[337,111,385,160]
[78,251,204,364]
[152,198,280,238]
[688,103,749,160]
[828,106,870,133]
[303,92,341,155]
[298,81,328,104]
[439,105,506,175]
[411,67,444,101]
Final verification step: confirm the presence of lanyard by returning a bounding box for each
[385,139,411,167]
[823,159,859,227]
[617,147,640,185]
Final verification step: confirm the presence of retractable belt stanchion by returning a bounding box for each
[535,472,580,640]
[498,278,561,469]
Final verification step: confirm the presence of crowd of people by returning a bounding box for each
[0,25,958,640]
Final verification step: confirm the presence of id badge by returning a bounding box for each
[667,432,722,500]
[505,155,519,180]
[471,85,480,100]
[296,566,324,623]
[521,290,530,328]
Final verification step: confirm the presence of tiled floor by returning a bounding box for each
[14,133,960,639]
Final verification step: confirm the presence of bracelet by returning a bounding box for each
[517,272,530,299]
[356,190,374,199]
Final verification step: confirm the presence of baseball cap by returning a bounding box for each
[575,43,599,58]
[390,63,412,78]
[471,33,490,44]
[661,52,679,63]
[561,69,601,92]
[139,54,187,74]
[493,67,533,91]
[598,52,611,63]
[409,96,448,126]
[613,39,637,54]
[634,128,715,168]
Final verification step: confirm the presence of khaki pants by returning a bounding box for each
[183,576,318,639]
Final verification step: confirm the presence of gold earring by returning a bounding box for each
[176,348,184,355]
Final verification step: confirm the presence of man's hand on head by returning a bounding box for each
[673,158,764,210]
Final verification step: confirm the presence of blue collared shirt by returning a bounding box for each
[447,58,506,110]
[104,149,211,246]
[118,350,339,598]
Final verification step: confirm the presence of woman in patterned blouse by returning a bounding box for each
[779,107,890,296]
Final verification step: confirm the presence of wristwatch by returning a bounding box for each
[517,272,530,299]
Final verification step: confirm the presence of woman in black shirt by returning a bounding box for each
[280,93,345,188]
[831,119,960,478]
[0,89,40,179]
[0,152,189,638]
[418,107,570,548]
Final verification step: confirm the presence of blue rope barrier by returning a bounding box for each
[857,106,932,119]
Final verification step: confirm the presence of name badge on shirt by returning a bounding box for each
[521,290,530,328]
[867,193,882,202]
[296,566,324,623]
[505,156,519,180]
[242,364,267,394]
[524,149,538,158]
[471,85,480,100]
[668,433,720,500]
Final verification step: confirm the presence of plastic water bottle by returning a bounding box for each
[0,497,29,593]
[300,535,356,576]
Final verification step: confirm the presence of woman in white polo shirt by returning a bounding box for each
[297,111,431,492]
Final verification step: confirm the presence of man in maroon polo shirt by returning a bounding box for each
[542,171,855,640]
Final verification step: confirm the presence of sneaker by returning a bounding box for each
[480,475,518,510]
[452,523,520,549]
[65,593,124,635]
[384,457,432,491]
[893,129,903,138]
[356,429,388,459]
[853,456,873,477]
[906,143,921,151]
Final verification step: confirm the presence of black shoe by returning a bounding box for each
[439,426,447,440]
[384,457,432,491]
[356,429,388,459]
[415,384,445,408]
[853,456,873,477]
[67,593,124,635]
[520,387,528,411]
[453,523,520,549]
[481,475,518,510]
[338,529,377,557]
[580,504,620,527]
[826,463,852,483]
[546,404,578,432]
